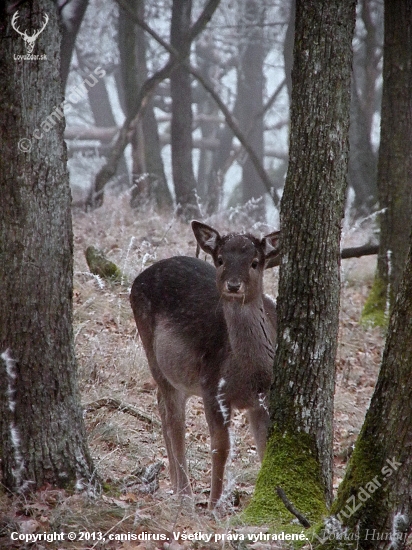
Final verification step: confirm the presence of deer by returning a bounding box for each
[130,221,280,508]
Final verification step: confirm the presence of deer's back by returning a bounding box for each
[130,256,227,359]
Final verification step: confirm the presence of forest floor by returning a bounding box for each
[0,195,385,549]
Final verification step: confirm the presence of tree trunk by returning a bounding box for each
[0,0,94,492]
[347,0,382,215]
[322,218,412,550]
[347,78,378,214]
[195,34,220,210]
[238,0,266,219]
[76,46,130,188]
[170,0,200,220]
[245,0,355,524]
[59,0,89,89]
[118,0,171,209]
[363,0,412,325]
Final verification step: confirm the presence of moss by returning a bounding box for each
[331,430,385,528]
[242,428,328,527]
[360,277,388,328]
[85,246,124,283]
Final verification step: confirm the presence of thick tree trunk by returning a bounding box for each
[170,0,200,220]
[373,0,412,316]
[238,0,266,219]
[0,1,93,492]
[323,225,412,550]
[245,0,355,524]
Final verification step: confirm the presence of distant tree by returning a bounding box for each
[170,0,200,220]
[59,0,89,88]
[0,0,94,491]
[362,0,412,325]
[75,44,130,188]
[87,0,220,211]
[195,32,221,209]
[118,0,172,209]
[347,0,382,214]
[238,0,266,218]
[245,0,355,523]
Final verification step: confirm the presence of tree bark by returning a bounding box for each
[170,0,200,220]
[245,0,355,524]
[322,224,412,550]
[0,0,93,492]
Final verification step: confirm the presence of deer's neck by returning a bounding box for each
[223,298,275,370]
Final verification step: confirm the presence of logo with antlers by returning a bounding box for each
[11,11,49,54]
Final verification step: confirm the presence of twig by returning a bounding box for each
[276,486,311,528]
[83,397,161,428]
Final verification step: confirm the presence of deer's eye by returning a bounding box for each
[251,259,259,269]
[217,256,223,266]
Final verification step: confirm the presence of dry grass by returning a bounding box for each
[0,194,384,549]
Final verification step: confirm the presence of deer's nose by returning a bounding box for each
[226,280,242,293]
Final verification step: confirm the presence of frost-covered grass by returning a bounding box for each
[0,195,384,549]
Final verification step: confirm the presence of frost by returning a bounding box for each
[216,378,230,425]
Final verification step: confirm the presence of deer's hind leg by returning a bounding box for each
[156,382,191,497]
[137,325,192,498]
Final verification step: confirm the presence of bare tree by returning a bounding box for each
[118,0,172,208]
[363,0,412,325]
[245,0,356,523]
[0,0,94,491]
[320,216,412,549]
[348,0,383,214]
[59,0,89,88]
[238,0,266,218]
[170,0,200,220]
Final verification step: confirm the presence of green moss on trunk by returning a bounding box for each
[243,428,328,526]
[331,430,385,530]
[361,277,388,327]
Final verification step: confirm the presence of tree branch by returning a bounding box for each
[265,242,379,269]
[89,0,279,209]
[276,486,311,528]
[87,0,221,209]
[84,397,161,428]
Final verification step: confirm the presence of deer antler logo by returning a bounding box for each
[11,11,49,54]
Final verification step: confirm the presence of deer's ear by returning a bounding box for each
[192,221,221,256]
[262,230,280,266]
